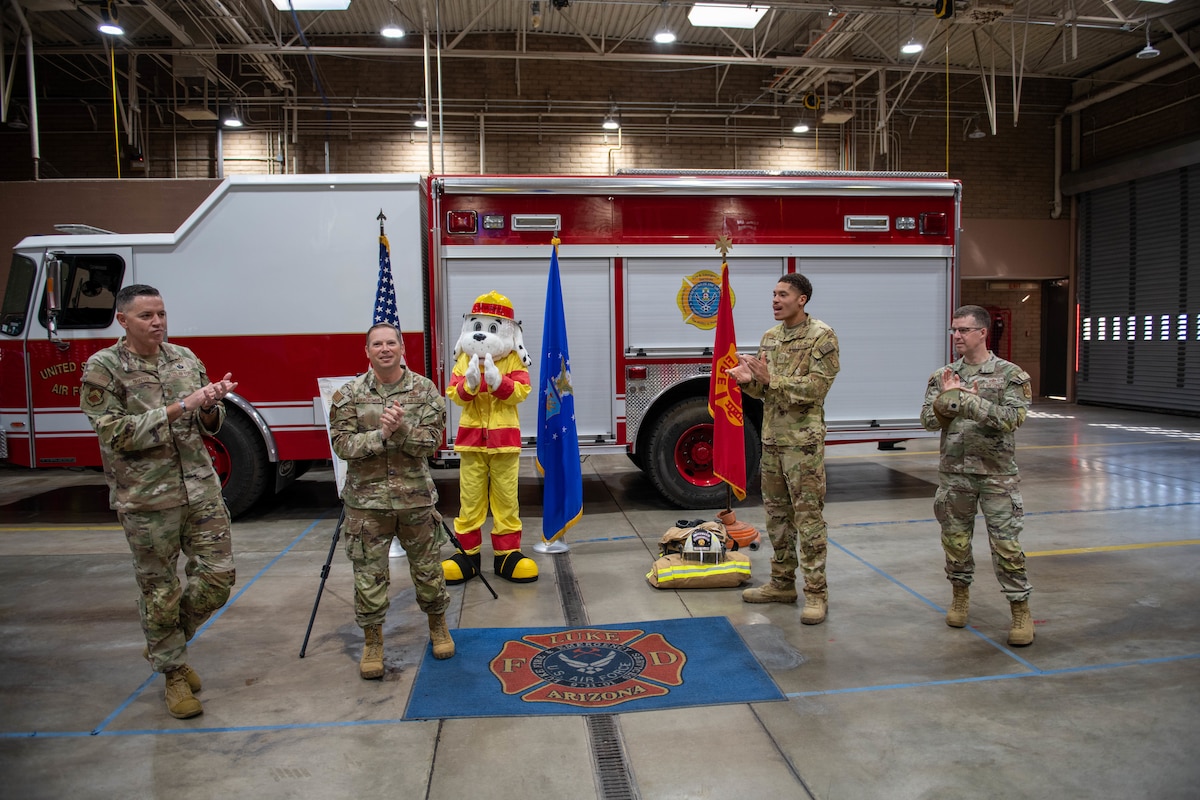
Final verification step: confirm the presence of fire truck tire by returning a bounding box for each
[206,411,270,518]
[646,397,760,509]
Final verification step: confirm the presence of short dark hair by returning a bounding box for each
[778,273,813,302]
[115,284,160,312]
[953,305,990,329]
[366,322,403,344]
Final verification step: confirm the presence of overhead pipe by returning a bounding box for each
[7,0,39,178]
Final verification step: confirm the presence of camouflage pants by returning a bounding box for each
[934,472,1032,602]
[343,505,450,628]
[118,496,235,673]
[760,444,828,597]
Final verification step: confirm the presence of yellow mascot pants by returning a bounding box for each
[454,451,522,552]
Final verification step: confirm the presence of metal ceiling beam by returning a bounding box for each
[25,43,1092,82]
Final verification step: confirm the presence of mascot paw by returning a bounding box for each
[464,358,481,393]
[443,552,481,585]
[483,352,502,391]
[494,551,539,583]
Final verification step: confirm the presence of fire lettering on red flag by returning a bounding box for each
[707,260,747,500]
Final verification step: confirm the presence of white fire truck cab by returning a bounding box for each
[1,172,959,516]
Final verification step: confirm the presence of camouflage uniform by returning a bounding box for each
[920,353,1033,602]
[741,317,840,596]
[80,338,236,673]
[329,368,449,627]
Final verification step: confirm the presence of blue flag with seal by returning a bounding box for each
[535,237,583,544]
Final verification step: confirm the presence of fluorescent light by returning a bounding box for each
[688,4,769,29]
[271,1,352,10]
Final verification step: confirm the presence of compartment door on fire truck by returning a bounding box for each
[443,256,613,446]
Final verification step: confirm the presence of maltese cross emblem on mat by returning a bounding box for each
[490,627,685,709]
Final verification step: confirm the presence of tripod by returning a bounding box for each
[299,507,497,657]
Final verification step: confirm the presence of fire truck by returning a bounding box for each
[1,172,959,517]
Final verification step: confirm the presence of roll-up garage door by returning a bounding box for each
[1077,165,1199,414]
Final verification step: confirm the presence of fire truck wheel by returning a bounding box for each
[205,411,270,518]
[646,397,760,509]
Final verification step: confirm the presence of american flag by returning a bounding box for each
[374,234,399,326]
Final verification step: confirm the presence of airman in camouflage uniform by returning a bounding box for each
[920,304,1035,646]
[729,274,840,624]
[329,323,454,679]
[80,284,237,719]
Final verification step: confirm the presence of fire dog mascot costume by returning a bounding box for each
[443,291,538,583]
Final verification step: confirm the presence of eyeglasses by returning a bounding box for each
[948,327,984,335]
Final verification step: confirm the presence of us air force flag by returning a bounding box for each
[535,238,583,545]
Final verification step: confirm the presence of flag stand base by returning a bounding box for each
[533,540,570,554]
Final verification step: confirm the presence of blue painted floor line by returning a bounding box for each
[787,651,1200,699]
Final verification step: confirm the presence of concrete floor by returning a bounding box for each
[1,401,1198,800]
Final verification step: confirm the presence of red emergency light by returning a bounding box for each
[446,210,477,234]
[627,366,648,380]
[920,212,948,236]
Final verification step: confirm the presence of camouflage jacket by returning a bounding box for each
[80,338,226,512]
[920,352,1032,475]
[741,316,840,448]
[329,368,445,511]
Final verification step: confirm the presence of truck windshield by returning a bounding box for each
[1,254,36,337]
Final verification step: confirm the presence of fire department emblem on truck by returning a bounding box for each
[676,270,733,330]
[490,626,686,708]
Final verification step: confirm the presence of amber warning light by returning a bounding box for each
[920,212,948,236]
[446,210,477,234]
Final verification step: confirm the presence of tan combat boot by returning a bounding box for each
[946,584,970,628]
[801,592,827,625]
[742,582,798,604]
[164,668,203,719]
[360,624,384,679]
[428,613,455,660]
[1008,599,1035,646]
[144,647,201,692]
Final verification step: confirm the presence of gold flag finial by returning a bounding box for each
[714,234,733,257]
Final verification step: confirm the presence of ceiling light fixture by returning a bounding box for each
[98,4,124,36]
[221,105,244,129]
[968,121,986,139]
[900,14,923,55]
[792,121,811,134]
[687,4,769,29]
[270,1,352,10]
[653,2,675,44]
[1136,20,1160,59]
[602,114,620,131]
[380,22,405,38]
[413,102,428,129]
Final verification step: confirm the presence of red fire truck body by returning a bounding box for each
[1,172,959,515]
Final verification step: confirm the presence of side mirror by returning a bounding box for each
[44,254,67,349]
[45,256,63,312]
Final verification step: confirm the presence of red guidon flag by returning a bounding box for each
[708,262,746,500]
